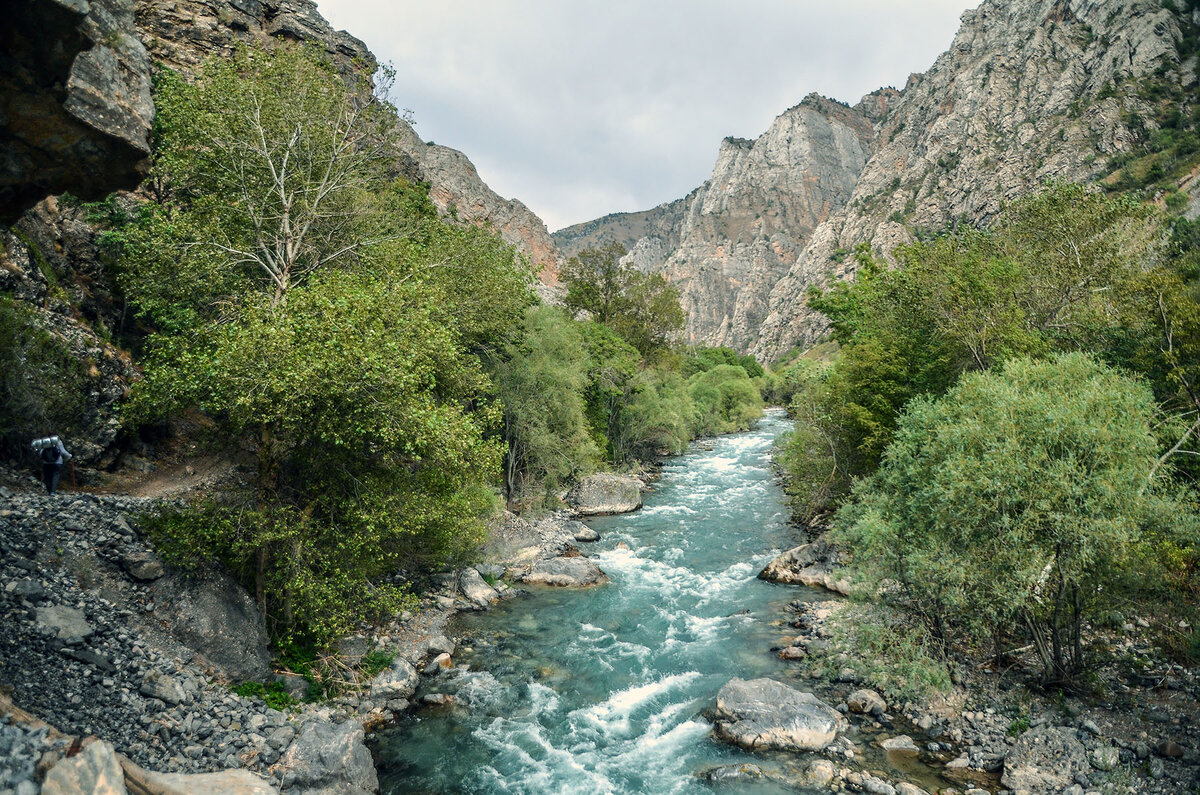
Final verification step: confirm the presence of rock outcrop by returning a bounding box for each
[555,94,875,350]
[1,0,153,224]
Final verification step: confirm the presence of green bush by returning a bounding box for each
[833,353,1199,685]
[687,365,764,436]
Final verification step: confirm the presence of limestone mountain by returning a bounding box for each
[554,93,882,351]
[560,0,1195,360]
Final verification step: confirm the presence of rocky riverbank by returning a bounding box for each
[744,540,1200,794]
[0,470,640,793]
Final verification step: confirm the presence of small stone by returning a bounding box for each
[802,759,835,788]
[847,689,886,714]
[1155,740,1184,758]
[881,734,919,755]
[1090,745,1119,771]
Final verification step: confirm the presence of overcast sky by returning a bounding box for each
[319,1,977,232]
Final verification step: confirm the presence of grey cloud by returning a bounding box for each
[318,0,976,230]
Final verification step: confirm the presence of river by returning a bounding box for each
[373,408,836,793]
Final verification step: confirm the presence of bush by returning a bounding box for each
[687,365,764,436]
[833,353,1199,685]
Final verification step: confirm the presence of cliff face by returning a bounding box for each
[1,0,154,223]
[556,94,877,350]
[752,0,1185,359]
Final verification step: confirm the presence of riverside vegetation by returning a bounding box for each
[63,45,767,659]
[771,181,1200,694]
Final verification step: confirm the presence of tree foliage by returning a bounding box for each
[560,242,685,354]
[832,354,1197,684]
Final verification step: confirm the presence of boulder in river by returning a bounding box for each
[712,677,846,752]
[565,473,642,515]
[758,538,852,595]
[459,568,499,608]
[520,556,609,587]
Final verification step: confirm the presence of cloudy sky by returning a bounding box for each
[319,1,977,232]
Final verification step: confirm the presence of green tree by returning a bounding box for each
[560,242,685,354]
[487,306,599,507]
[687,365,764,436]
[833,354,1197,684]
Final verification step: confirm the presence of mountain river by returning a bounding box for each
[373,408,947,793]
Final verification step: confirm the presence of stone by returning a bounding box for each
[41,740,127,795]
[7,577,47,600]
[119,757,276,794]
[896,784,931,795]
[368,658,418,700]
[424,653,453,674]
[846,689,886,715]
[779,646,806,660]
[712,677,846,752]
[699,764,764,785]
[140,671,187,706]
[573,526,600,542]
[278,718,378,795]
[120,550,165,581]
[564,473,642,515]
[1002,726,1091,792]
[881,734,919,755]
[35,605,93,644]
[1155,740,1184,758]
[458,568,499,609]
[801,759,836,788]
[758,541,823,583]
[150,570,270,681]
[1090,745,1119,771]
[521,556,609,587]
[414,635,456,662]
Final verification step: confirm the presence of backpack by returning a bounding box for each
[40,443,60,465]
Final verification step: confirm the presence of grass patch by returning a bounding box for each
[232,680,297,711]
[806,604,951,702]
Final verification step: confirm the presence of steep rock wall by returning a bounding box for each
[752,0,1185,359]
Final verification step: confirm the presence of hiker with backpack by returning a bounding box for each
[32,435,72,495]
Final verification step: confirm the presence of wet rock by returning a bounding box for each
[368,658,418,701]
[41,739,127,795]
[881,734,919,755]
[458,568,499,609]
[712,677,846,752]
[699,763,764,785]
[35,605,93,644]
[278,717,378,795]
[801,759,835,788]
[565,473,642,515]
[1002,726,1091,792]
[521,556,608,587]
[847,689,886,715]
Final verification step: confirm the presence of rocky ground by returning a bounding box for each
[746,539,1200,795]
[0,467,631,794]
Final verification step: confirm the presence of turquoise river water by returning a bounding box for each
[373,409,876,793]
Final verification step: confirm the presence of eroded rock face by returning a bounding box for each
[0,0,153,224]
[566,473,643,516]
[555,95,873,351]
[712,677,845,752]
[150,570,271,681]
[753,0,1185,360]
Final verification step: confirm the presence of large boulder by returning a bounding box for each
[1001,726,1091,792]
[1,0,153,223]
[521,556,608,587]
[758,542,822,583]
[41,740,127,795]
[712,678,846,752]
[150,570,271,681]
[278,717,379,795]
[35,605,93,644]
[458,568,499,609]
[565,474,642,515]
[368,658,419,701]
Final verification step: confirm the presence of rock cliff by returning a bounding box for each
[753,0,1188,359]
[561,0,1189,359]
[555,94,876,350]
[1,0,153,223]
